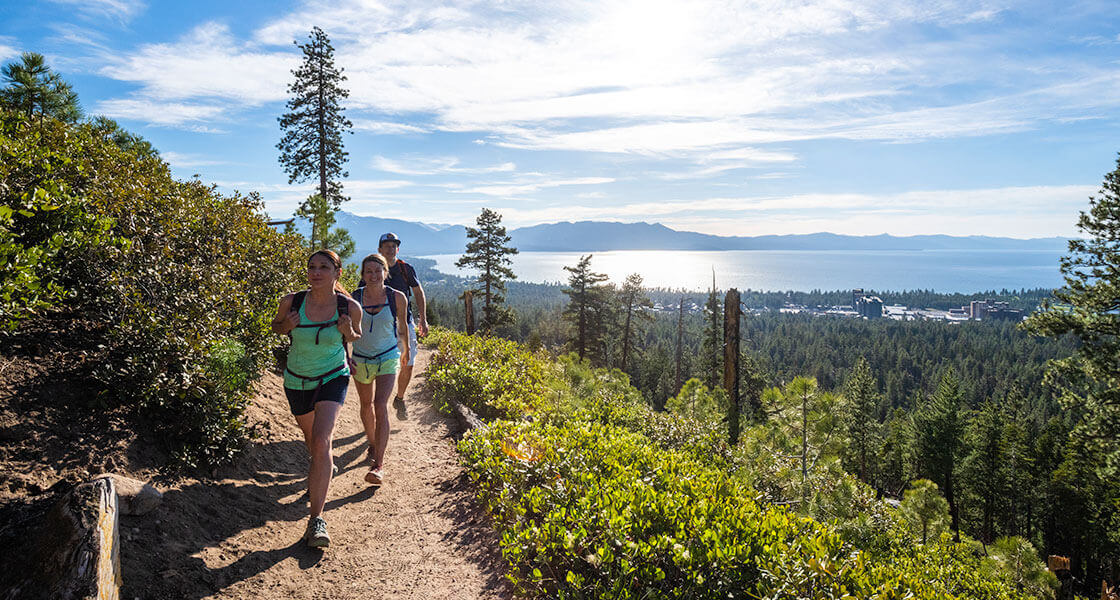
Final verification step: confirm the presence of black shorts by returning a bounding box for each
[284,375,349,416]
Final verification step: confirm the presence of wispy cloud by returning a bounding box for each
[95,22,295,128]
[161,151,228,168]
[46,0,146,22]
[352,119,429,135]
[0,42,17,62]
[457,176,615,198]
[372,155,516,176]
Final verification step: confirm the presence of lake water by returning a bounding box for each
[422,249,1065,293]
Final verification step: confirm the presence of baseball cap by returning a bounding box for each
[379,232,401,246]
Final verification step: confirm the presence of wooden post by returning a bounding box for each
[675,296,685,394]
[724,289,741,446]
[1048,555,1073,600]
[463,290,475,335]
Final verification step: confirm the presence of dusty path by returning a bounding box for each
[120,348,512,599]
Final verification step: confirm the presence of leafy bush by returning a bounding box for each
[432,329,1039,599]
[0,114,118,329]
[0,109,306,468]
[427,327,560,419]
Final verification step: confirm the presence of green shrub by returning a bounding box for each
[427,327,560,419]
[0,113,118,329]
[0,109,306,469]
[432,329,1038,599]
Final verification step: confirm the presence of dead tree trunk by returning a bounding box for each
[463,290,475,335]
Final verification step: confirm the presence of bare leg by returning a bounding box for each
[302,400,342,518]
[356,379,376,456]
[371,372,395,467]
[395,363,413,399]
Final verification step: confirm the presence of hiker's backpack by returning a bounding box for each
[290,290,352,345]
[352,286,398,336]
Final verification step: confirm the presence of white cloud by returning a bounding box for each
[95,98,229,127]
[46,0,146,21]
[101,22,294,104]
[458,176,615,197]
[161,151,227,168]
[0,43,17,62]
[372,155,516,176]
[352,119,429,134]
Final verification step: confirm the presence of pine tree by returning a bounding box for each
[900,479,950,544]
[700,273,722,389]
[562,255,612,364]
[277,26,352,223]
[290,193,354,260]
[842,357,882,485]
[962,398,1008,544]
[1025,153,1120,473]
[0,52,81,125]
[912,369,966,540]
[456,208,518,333]
[617,273,653,373]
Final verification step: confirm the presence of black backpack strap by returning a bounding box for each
[291,290,308,312]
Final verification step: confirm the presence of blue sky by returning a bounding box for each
[2,0,1119,238]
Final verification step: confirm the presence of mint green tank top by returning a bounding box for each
[284,297,349,390]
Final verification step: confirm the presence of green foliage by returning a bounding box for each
[456,208,518,333]
[900,479,950,544]
[562,254,613,365]
[0,112,117,329]
[665,378,726,422]
[293,193,354,260]
[426,327,559,419]
[912,369,966,536]
[616,273,652,373]
[1024,153,1120,473]
[841,357,881,484]
[0,109,306,469]
[433,330,1038,600]
[0,53,81,124]
[981,536,1058,599]
[277,25,351,207]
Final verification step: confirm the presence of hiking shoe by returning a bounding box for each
[305,517,330,548]
[393,396,408,421]
[365,466,383,486]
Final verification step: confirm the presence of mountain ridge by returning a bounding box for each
[328,212,1069,259]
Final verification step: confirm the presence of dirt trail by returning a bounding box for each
[120,348,512,599]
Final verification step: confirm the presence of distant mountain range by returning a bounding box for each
[329,212,1070,260]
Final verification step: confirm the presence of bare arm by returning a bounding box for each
[412,283,428,337]
[271,294,298,335]
[337,297,363,343]
[395,290,410,362]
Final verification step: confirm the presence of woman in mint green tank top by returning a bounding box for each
[271,249,362,548]
[351,253,410,486]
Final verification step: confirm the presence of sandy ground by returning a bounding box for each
[118,348,513,599]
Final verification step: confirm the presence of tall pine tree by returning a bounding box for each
[617,273,653,373]
[456,208,518,333]
[912,369,966,541]
[277,26,353,235]
[842,357,882,485]
[1025,153,1120,473]
[562,255,612,364]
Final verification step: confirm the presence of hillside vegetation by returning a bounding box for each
[428,328,1056,599]
[0,109,304,468]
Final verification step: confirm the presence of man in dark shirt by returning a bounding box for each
[379,233,428,420]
